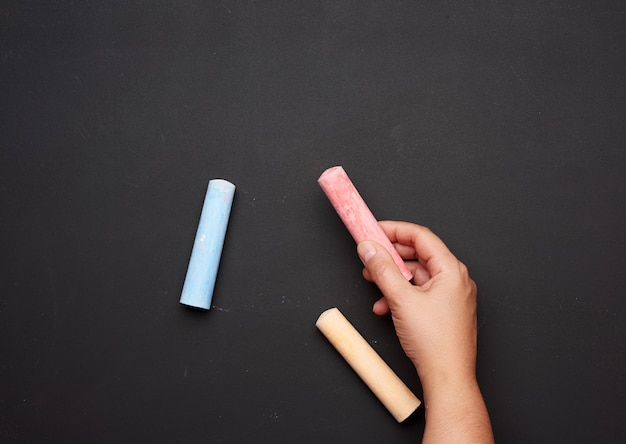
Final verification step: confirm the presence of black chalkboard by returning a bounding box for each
[2,1,625,442]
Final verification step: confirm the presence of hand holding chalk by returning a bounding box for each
[357,221,494,442]
[356,221,477,385]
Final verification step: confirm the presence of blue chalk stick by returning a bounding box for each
[180,179,235,310]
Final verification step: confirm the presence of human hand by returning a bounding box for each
[357,221,493,442]
[357,221,478,386]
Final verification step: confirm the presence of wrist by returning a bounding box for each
[418,364,479,403]
[420,373,494,444]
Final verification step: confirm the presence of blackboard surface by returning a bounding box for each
[2,1,625,442]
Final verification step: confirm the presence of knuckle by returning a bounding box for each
[416,224,433,236]
[457,260,470,278]
[456,260,476,290]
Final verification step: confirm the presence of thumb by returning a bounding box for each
[357,241,413,307]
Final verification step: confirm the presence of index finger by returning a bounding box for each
[379,221,459,275]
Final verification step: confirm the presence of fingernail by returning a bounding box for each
[358,242,377,263]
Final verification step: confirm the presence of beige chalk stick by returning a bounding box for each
[316,307,421,422]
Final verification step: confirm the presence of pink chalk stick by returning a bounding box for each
[318,166,413,281]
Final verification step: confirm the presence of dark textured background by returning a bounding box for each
[1,1,625,442]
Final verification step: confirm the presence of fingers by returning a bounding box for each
[363,259,431,286]
[360,222,465,317]
[391,242,418,259]
[372,297,390,315]
[378,221,458,276]
[411,261,431,286]
[357,241,414,309]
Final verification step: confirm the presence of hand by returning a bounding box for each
[357,221,477,383]
[357,221,493,443]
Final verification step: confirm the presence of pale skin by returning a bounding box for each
[357,221,494,443]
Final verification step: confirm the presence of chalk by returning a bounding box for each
[318,166,413,280]
[316,307,421,422]
[180,179,235,310]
